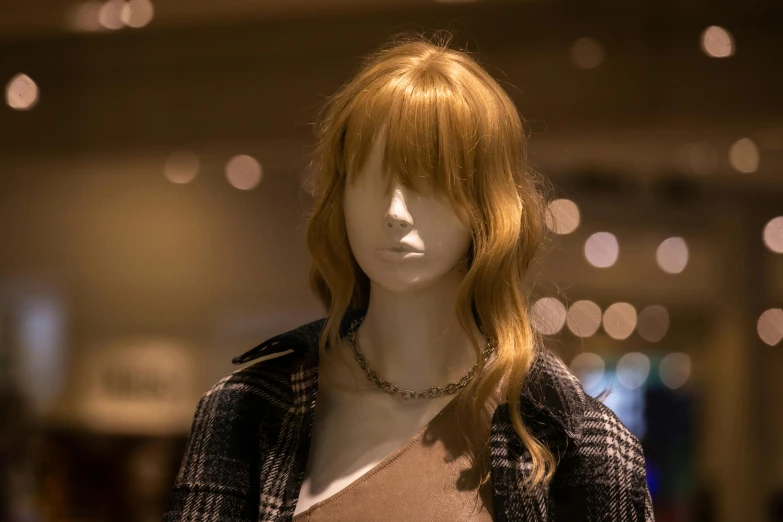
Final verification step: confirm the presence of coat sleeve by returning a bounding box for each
[549,396,655,522]
[163,379,259,521]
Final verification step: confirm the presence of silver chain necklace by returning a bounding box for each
[345,317,497,400]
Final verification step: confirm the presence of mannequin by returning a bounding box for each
[163,32,654,522]
[293,127,496,514]
[300,31,553,514]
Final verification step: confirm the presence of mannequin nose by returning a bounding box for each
[385,188,413,229]
[386,217,411,229]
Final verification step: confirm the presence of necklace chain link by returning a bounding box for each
[346,317,497,400]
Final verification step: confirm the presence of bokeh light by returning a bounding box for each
[65,1,104,32]
[757,308,783,346]
[566,300,602,338]
[729,138,760,173]
[545,198,580,235]
[571,38,604,69]
[225,154,263,190]
[656,237,689,274]
[164,151,199,184]
[616,352,651,389]
[701,26,735,58]
[637,305,670,342]
[585,232,619,268]
[5,73,39,110]
[677,141,719,176]
[659,353,692,390]
[570,352,605,391]
[120,0,155,28]
[98,0,125,30]
[603,302,637,340]
[763,216,783,254]
[530,297,567,335]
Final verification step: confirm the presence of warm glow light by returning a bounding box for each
[120,0,154,28]
[656,237,689,274]
[98,0,125,29]
[545,199,580,235]
[570,352,605,391]
[164,151,199,184]
[677,141,719,176]
[701,26,735,58]
[5,74,39,110]
[65,1,104,32]
[757,308,783,346]
[763,216,783,254]
[226,154,263,190]
[584,232,619,268]
[531,297,567,336]
[616,352,650,389]
[566,300,602,338]
[729,138,760,173]
[637,305,670,342]
[571,38,604,69]
[659,353,691,390]
[603,302,637,340]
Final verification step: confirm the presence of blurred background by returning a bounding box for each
[0,0,782,521]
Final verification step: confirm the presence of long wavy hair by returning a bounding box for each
[304,32,557,492]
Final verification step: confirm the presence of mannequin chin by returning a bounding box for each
[344,132,472,294]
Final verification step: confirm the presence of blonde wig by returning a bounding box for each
[305,32,557,492]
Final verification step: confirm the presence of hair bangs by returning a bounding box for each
[343,69,480,218]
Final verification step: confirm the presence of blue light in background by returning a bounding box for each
[579,368,647,439]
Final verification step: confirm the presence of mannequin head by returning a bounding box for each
[306,33,555,488]
[343,127,472,294]
[307,35,548,313]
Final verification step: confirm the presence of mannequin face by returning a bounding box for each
[344,133,472,293]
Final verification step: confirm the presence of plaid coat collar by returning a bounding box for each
[166,308,654,521]
[232,308,587,456]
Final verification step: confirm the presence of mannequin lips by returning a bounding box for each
[382,244,424,253]
[377,245,425,261]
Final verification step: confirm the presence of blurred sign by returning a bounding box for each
[74,337,198,435]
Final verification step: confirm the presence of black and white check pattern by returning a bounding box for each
[164,309,654,521]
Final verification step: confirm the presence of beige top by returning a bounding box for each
[291,397,495,522]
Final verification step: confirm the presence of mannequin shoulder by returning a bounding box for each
[521,346,588,437]
[166,358,299,521]
[550,394,652,520]
[221,316,325,407]
[199,356,302,416]
[527,346,643,445]
[520,346,641,454]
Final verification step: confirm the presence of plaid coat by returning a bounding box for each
[164,309,654,521]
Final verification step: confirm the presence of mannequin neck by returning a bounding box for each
[351,262,486,398]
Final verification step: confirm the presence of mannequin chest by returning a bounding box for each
[293,366,458,516]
